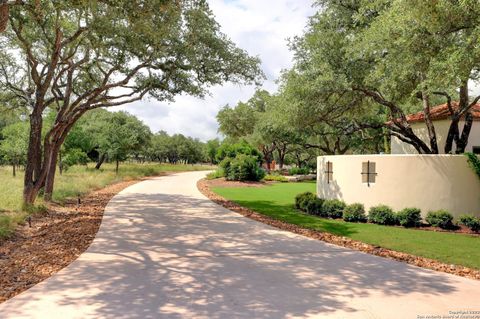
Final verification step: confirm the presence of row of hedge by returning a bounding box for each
[294,192,480,232]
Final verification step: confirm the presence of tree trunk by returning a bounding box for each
[58,151,63,176]
[95,153,105,169]
[263,151,273,171]
[115,159,119,174]
[44,145,61,201]
[456,82,472,153]
[444,120,460,154]
[0,1,8,33]
[421,91,438,154]
[36,112,85,203]
[277,146,286,170]
[457,112,474,153]
[445,81,469,154]
[23,111,45,205]
[12,161,16,177]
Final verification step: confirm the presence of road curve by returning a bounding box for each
[0,171,479,318]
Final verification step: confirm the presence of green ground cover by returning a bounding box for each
[0,163,212,238]
[213,182,480,269]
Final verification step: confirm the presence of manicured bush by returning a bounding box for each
[322,199,346,219]
[368,205,398,225]
[221,154,265,181]
[397,208,422,227]
[459,215,480,232]
[305,198,325,216]
[288,167,310,175]
[294,192,317,210]
[426,210,454,229]
[294,192,324,215]
[219,157,233,175]
[343,203,367,223]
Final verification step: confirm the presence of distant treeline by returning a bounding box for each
[0,108,220,175]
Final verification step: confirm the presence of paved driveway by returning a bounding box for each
[0,171,479,318]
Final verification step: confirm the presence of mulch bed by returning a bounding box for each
[205,178,271,188]
[198,178,480,281]
[0,177,151,304]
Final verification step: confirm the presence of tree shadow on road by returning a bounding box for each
[1,192,471,319]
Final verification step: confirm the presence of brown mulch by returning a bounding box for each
[0,177,152,304]
[198,178,480,281]
[206,177,271,188]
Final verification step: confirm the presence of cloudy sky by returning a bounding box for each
[113,0,316,141]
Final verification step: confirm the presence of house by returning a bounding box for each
[317,103,480,219]
[391,102,480,154]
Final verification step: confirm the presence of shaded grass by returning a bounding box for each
[0,163,213,238]
[213,183,480,270]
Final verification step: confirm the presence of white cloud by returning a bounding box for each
[113,0,315,141]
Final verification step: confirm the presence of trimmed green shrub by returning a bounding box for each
[397,208,422,227]
[343,203,367,223]
[459,215,480,232]
[368,205,398,225]
[305,198,325,216]
[294,192,324,215]
[219,157,233,175]
[295,192,317,210]
[426,210,454,229]
[289,167,310,175]
[322,199,346,219]
[221,154,265,181]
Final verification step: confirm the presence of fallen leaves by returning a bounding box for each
[0,179,140,303]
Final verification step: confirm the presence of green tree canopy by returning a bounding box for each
[289,0,480,154]
[0,0,263,203]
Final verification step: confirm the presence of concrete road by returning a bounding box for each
[0,171,479,319]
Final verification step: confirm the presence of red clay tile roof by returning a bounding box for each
[405,102,480,123]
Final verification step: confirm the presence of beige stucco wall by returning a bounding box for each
[391,120,480,154]
[317,155,480,218]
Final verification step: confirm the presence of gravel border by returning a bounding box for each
[198,178,480,280]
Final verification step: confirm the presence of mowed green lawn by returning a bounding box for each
[0,163,213,238]
[213,182,480,270]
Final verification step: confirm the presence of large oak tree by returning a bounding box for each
[290,0,480,154]
[0,0,262,204]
